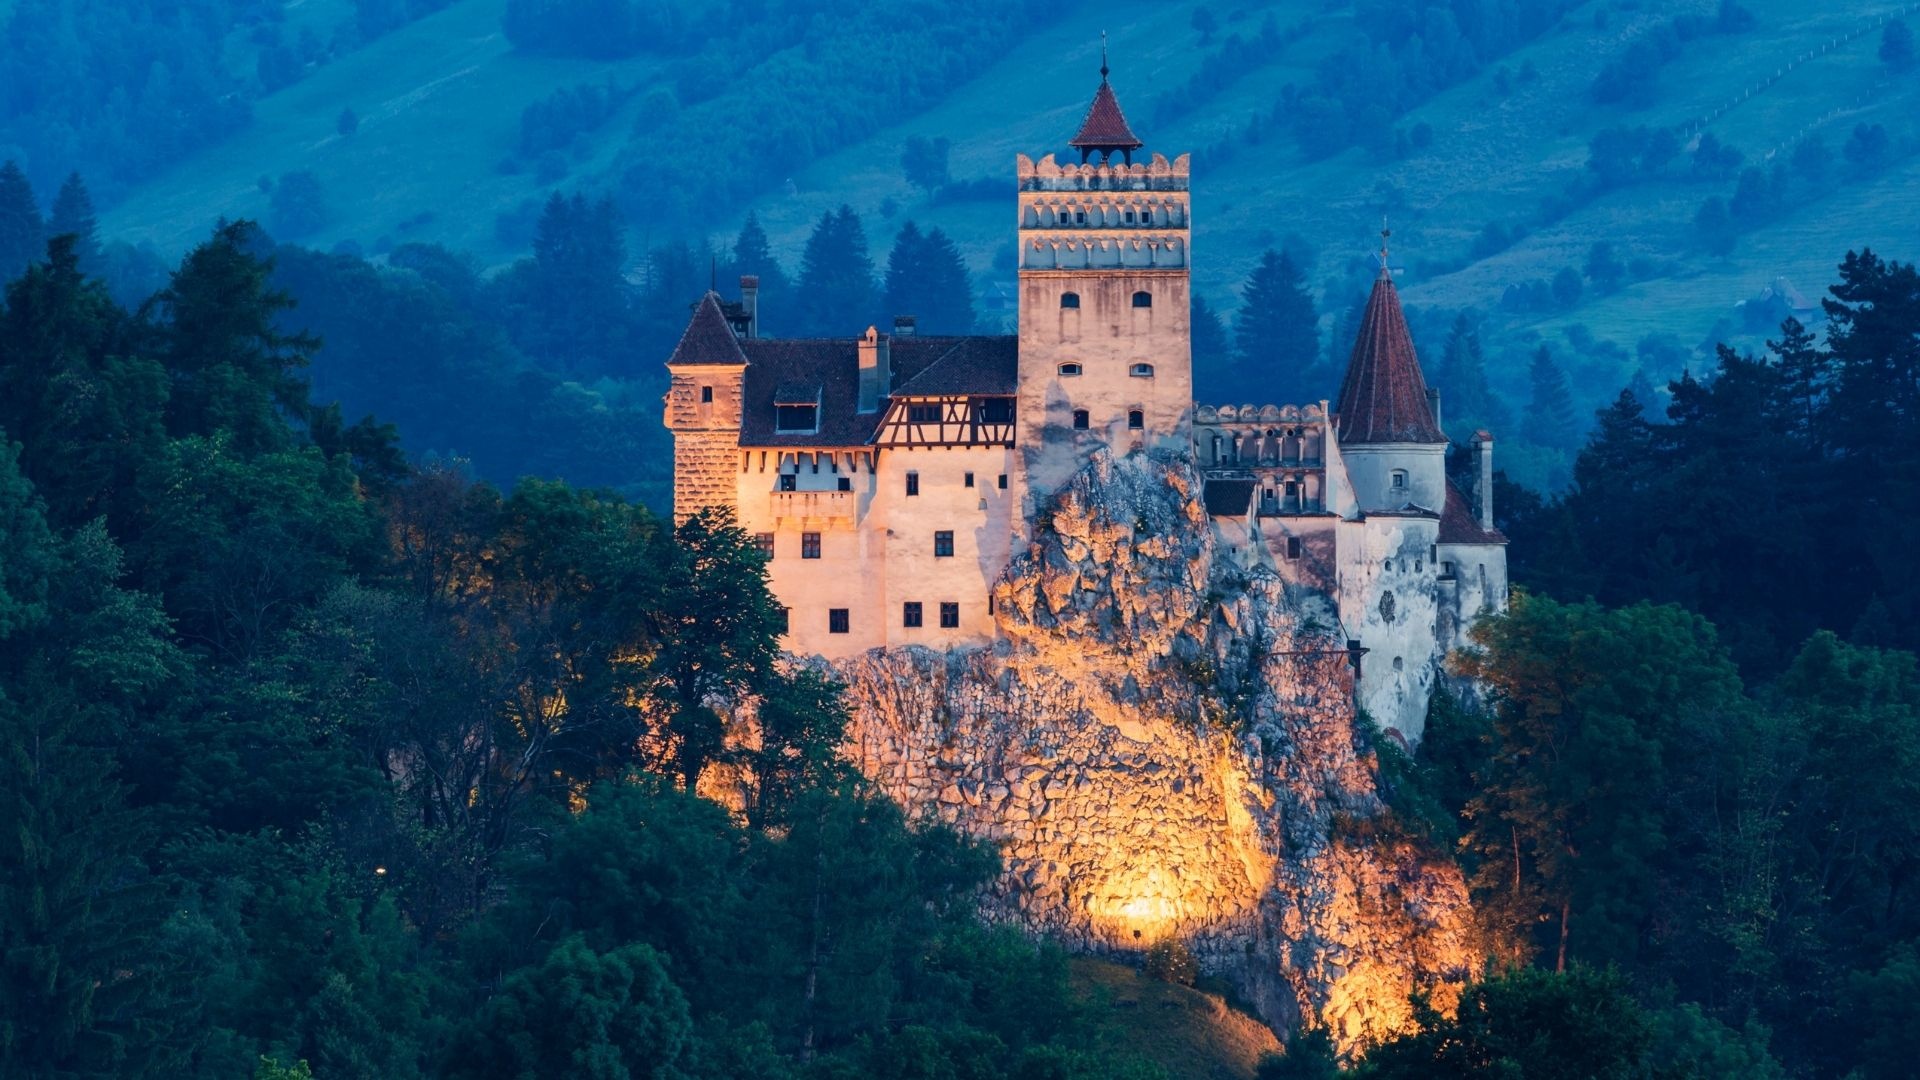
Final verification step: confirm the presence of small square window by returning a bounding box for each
[700,385,713,403]
[1128,409,1144,430]
[829,608,849,634]
[906,472,919,497]
[802,532,821,559]
[1072,409,1090,430]
[837,476,852,492]
[939,602,960,628]
[779,474,797,492]
[934,531,954,557]
[903,602,923,628]
[754,532,774,559]
[997,474,1008,490]
[964,472,975,487]
[777,607,790,633]
[908,404,940,422]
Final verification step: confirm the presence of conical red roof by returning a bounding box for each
[1069,78,1143,153]
[1335,269,1447,445]
[667,292,748,367]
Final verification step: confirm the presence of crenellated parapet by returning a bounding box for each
[1195,402,1326,425]
[1016,152,1190,192]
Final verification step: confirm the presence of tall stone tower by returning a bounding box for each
[1014,58,1193,502]
[663,292,749,524]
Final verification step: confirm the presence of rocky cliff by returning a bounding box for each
[832,449,1476,1048]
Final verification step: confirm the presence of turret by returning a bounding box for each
[1332,235,1448,513]
[663,292,750,523]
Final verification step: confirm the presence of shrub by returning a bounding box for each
[1143,937,1198,986]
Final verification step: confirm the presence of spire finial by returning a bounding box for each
[1100,31,1109,79]
[1379,216,1391,272]
[709,254,717,292]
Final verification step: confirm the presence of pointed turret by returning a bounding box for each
[1069,41,1144,164]
[1335,262,1446,446]
[667,291,749,367]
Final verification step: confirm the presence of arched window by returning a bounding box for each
[1057,362,1082,377]
[1123,210,1135,223]
[1128,410,1144,430]
[1131,291,1152,308]
[1060,292,1080,309]
[1072,409,1090,430]
[1130,363,1154,378]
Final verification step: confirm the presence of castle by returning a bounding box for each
[663,67,1507,741]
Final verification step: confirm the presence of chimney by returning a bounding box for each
[739,275,759,338]
[857,326,890,413]
[1472,430,1495,531]
[1426,387,1443,435]
[893,315,917,338]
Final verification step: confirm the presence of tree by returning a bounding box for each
[1524,345,1577,447]
[1843,123,1892,175]
[1551,266,1583,308]
[1437,314,1507,433]
[883,221,975,334]
[1232,249,1319,402]
[730,212,791,333]
[1256,1029,1339,1080]
[1584,241,1624,293]
[1881,18,1915,72]
[1766,315,1827,445]
[0,161,42,285]
[336,107,360,136]
[1190,294,1234,399]
[507,191,633,374]
[1691,133,1742,181]
[743,668,854,830]
[901,135,951,194]
[47,173,100,273]
[269,171,330,239]
[794,205,876,338]
[1694,196,1735,256]
[1789,136,1828,184]
[1192,7,1218,43]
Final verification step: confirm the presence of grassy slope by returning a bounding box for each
[99,0,1920,410]
[1071,958,1281,1080]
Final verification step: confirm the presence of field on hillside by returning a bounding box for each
[94,0,1920,472]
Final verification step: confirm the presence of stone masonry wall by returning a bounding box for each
[828,449,1475,1049]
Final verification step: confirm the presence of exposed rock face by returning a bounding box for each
[833,449,1475,1048]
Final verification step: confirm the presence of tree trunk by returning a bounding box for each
[1556,899,1571,973]
[800,845,825,1061]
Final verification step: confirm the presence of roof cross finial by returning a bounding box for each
[1379,216,1392,272]
[1101,30,1109,79]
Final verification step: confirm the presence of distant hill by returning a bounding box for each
[88,0,1920,486]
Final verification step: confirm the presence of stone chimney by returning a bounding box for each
[1426,387,1443,436]
[1471,430,1495,531]
[738,275,759,338]
[893,315,917,338]
[857,326,891,413]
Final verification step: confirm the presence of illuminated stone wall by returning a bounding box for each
[832,448,1476,1049]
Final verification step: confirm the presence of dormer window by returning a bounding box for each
[1060,292,1081,309]
[1130,363,1154,378]
[775,405,818,432]
[1132,291,1152,308]
[1058,362,1082,377]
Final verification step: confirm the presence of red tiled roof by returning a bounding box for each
[1069,79,1143,152]
[1335,269,1447,445]
[736,335,1019,447]
[1438,481,1506,544]
[666,292,748,367]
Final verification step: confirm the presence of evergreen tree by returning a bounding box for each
[1525,345,1578,447]
[47,173,100,273]
[512,192,632,375]
[1766,315,1827,446]
[1882,18,1915,72]
[1232,249,1318,401]
[794,205,876,338]
[882,221,974,335]
[0,161,43,285]
[1189,294,1234,400]
[730,211,790,333]
[1437,313,1508,433]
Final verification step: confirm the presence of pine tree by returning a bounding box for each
[795,205,876,337]
[0,161,43,285]
[1189,294,1234,400]
[1438,313,1508,433]
[47,173,99,274]
[1767,315,1827,446]
[1231,249,1318,401]
[883,222,974,335]
[1526,345,1578,447]
[520,192,631,374]
[730,212,790,333]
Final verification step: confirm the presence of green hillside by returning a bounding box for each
[1069,959,1282,1080]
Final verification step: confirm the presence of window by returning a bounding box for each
[980,398,1014,422]
[1123,210,1135,223]
[775,405,818,432]
[829,608,849,634]
[1057,362,1082,377]
[802,532,821,559]
[1072,409,1090,430]
[1074,210,1086,224]
[906,472,919,496]
[908,404,940,422]
[777,607,790,633]
[1390,469,1408,489]
[1060,292,1080,309]
[1130,363,1155,378]
[1131,291,1152,308]
[754,532,775,559]
[1285,481,1298,500]
[836,476,851,492]
[939,602,960,628]
[964,472,975,488]
[700,385,713,403]
[997,474,1008,490]
[934,531,954,557]
[1286,536,1302,560]
[1128,410,1144,430]
[1430,544,1438,562]
[1392,656,1404,672]
[779,473,797,492]
[902,602,923,628]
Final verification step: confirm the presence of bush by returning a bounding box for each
[1143,937,1198,986]
[268,171,328,238]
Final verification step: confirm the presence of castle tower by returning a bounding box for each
[1015,58,1193,501]
[1333,246,1448,513]
[663,292,749,524]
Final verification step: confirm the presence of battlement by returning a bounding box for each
[1195,403,1327,425]
[1016,152,1190,192]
